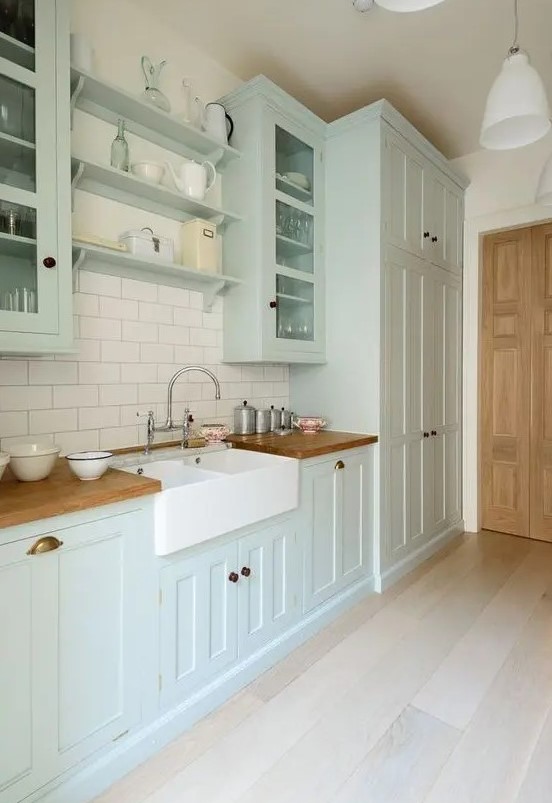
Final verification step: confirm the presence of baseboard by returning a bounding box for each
[374,520,465,593]
[36,573,375,803]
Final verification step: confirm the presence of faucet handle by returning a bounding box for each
[137,409,155,420]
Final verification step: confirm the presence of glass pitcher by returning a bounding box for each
[141,56,171,113]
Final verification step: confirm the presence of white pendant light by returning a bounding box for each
[536,152,552,206]
[375,0,445,10]
[480,0,550,150]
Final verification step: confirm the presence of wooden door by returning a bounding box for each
[237,521,298,658]
[530,223,552,541]
[481,228,531,537]
[159,542,238,708]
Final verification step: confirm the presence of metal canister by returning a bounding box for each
[255,408,271,434]
[233,400,256,435]
[280,407,292,430]
[269,405,282,432]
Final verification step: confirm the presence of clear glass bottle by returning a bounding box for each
[110,119,129,172]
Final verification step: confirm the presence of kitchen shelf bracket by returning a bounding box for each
[72,247,86,272]
[202,279,225,312]
[70,76,85,128]
[71,161,84,209]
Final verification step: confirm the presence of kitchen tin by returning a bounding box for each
[281,407,292,430]
[269,405,282,431]
[180,218,220,273]
[233,400,256,435]
[119,227,174,261]
[255,409,271,434]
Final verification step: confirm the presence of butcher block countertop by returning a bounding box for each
[226,430,378,459]
[0,460,161,530]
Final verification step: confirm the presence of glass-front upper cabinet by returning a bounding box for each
[0,0,72,351]
[269,115,324,358]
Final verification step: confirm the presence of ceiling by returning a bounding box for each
[131,0,552,159]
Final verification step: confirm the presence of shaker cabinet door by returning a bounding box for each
[384,129,425,258]
[159,542,239,709]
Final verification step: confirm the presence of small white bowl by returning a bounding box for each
[131,161,165,184]
[66,451,113,481]
[285,171,311,191]
[0,452,10,481]
[6,442,61,481]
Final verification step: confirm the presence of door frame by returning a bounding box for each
[467,210,552,533]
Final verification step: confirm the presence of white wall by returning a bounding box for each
[451,132,552,532]
[0,0,291,453]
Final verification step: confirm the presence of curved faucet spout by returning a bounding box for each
[164,365,221,428]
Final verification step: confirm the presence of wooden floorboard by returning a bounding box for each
[92,532,552,803]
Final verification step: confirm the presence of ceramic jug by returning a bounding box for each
[203,103,234,145]
[165,160,216,200]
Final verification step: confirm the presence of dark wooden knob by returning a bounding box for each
[43,256,56,269]
[423,432,429,438]
[431,430,437,436]
[431,236,438,243]
[423,231,430,238]
[228,572,239,583]
[241,566,251,577]
[269,300,277,309]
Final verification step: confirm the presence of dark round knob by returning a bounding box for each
[269,300,277,309]
[423,231,430,239]
[431,236,438,243]
[43,256,56,269]
[228,572,239,583]
[423,432,429,438]
[431,430,437,436]
[241,566,251,577]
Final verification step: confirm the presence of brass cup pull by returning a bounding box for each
[335,460,345,471]
[241,566,251,577]
[228,572,239,584]
[27,536,63,556]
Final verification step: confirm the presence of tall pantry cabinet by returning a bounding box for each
[290,101,467,589]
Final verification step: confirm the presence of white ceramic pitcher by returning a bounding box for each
[165,160,216,200]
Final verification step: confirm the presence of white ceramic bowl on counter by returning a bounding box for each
[66,451,113,481]
[131,161,165,184]
[0,452,10,480]
[6,442,61,481]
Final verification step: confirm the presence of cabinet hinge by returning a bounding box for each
[112,729,129,743]
[158,674,162,692]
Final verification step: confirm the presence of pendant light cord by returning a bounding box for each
[510,0,520,54]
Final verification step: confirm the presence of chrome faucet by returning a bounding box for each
[140,366,221,452]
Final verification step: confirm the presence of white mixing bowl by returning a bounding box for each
[6,442,60,481]
[131,161,165,184]
[0,452,10,480]
[66,451,112,481]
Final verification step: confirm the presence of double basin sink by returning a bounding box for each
[121,448,299,555]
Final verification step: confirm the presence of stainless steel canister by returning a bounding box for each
[280,407,292,430]
[233,400,256,435]
[255,408,271,434]
[269,405,282,432]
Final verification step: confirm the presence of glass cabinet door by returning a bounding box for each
[270,120,320,352]
[0,0,59,335]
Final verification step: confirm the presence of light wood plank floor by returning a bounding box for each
[94,531,552,803]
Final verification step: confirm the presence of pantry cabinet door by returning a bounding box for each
[425,169,464,275]
[159,542,239,709]
[237,521,299,659]
[384,129,425,258]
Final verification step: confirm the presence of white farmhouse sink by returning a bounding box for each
[122,448,299,555]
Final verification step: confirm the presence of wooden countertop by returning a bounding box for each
[226,430,378,459]
[0,459,161,530]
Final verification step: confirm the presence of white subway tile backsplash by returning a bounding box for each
[100,384,138,406]
[0,360,28,385]
[0,411,28,438]
[54,385,99,409]
[2,272,289,453]
[29,361,78,385]
[0,386,52,411]
[80,316,122,340]
[30,408,77,435]
[139,301,173,324]
[80,271,121,297]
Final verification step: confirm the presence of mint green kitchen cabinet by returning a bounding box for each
[220,77,326,364]
[302,449,374,613]
[237,519,298,658]
[159,541,239,709]
[0,508,150,803]
[0,0,72,354]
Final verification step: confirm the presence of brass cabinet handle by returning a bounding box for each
[27,536,63,556]
[335,460,345,471]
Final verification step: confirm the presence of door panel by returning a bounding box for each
[385,130,425,257]
[481,229,531,537]
[530,223,552,541]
